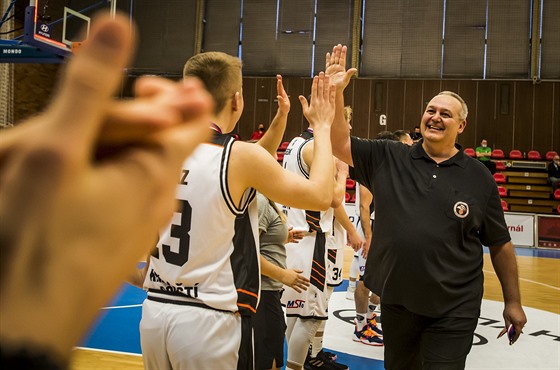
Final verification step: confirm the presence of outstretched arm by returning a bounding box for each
[231,73,336,211]
[0,13,212,365]
[257,75,290,156]
[490,241,527,345]
[325,44,357,166]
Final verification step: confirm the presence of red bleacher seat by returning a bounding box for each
[491,149,505,159]
[527,150,542,160]
[346,179,356,190]
[498,186,508,197]
[278,141,290,151]
[546,151,558,161]
[349,193,356,203]
[464,148,476,158]
[509,149,523,159]
[501,200,509,211]
[495,161,506,171]
[493,173,506,184]
[554,189,560,200]
[276,152,284,162]
[345,192,351,202]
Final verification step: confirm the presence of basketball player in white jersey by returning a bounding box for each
[306,134,364,370]
[351,182,384,346]
[140,52,337,370]
[281,112,361,370]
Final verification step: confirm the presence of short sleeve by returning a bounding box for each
[479,185,511,247]
[257,194,275,233]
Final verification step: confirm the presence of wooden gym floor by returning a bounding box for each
[69,246,560,370]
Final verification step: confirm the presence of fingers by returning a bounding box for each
[298,95,309,112]
[290,273,310,292]
[326,44,343,67]
[276,74,284,95]
[134,75,177,98]
[49,13,134,155]
[100,80,212,219]
[338,44,347,68]
[101,78,213,145]
[346,68,358,80]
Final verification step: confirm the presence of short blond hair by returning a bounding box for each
[183,52,242,114]
[344,106,353,121]
[437,91,468,121]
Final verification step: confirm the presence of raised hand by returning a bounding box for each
[276,74,290,115]
[325,44,357,91]
[0,13,212,362]
[298,72,336,131]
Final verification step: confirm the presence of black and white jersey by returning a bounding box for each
[281,129,334,234]
[143,132,260,315]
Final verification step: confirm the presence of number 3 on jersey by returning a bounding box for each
[162,199,192,266]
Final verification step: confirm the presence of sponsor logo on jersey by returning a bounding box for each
[286,299,305,308]
[149,269,199,298]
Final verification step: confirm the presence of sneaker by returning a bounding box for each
[317,349,337,361]
[304,351,348,370]
[317,350,348,370]
[365,314,383,338]
[353,321,384,346]
[345,286,356,300]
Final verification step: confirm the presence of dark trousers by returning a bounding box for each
[382,304,478,370]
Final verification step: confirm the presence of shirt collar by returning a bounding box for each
[410,140,468,168]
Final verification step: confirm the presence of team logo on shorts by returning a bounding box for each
[453,201,469,218]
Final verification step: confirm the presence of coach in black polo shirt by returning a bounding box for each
[331,87,527,367]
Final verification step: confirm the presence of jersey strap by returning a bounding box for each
[310,232,326,290]
[231,208,260,315]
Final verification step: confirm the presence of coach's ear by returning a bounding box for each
[458,119,467,134]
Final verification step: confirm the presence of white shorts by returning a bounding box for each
[353,248,367,277]
[282,234,328,319]
[140,299,249,369]
[326,247,344,286]
[354,217,373,277]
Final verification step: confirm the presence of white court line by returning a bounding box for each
[101,304,143,310]
[483,269,560,291]
[74,347,142,357]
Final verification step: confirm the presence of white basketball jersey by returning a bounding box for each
[281,129,334,233]
[143,133,260,315]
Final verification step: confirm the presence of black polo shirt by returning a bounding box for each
[350,137,511,318]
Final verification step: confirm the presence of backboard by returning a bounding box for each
[26,0,117,55]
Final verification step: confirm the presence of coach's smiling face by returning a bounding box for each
[421,94,466,150]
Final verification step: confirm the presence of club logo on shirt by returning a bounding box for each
[453,201,469,218]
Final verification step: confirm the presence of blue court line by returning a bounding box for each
[485,246,560,259]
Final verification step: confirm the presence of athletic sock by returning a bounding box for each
[355,313,367,331]
[367,304,377,320]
